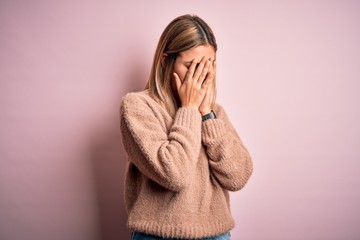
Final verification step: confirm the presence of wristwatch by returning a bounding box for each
[202,110,217,122]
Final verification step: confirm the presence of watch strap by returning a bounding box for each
[202,110,217,122]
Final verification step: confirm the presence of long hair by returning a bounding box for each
[144,14,218,118]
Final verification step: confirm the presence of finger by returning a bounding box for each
[173,72,182,92]
[201,72,213,90]
[200,84,210,105]
[197,59,211,84]
[210,61,216,107]
[203,60,215,88]
[213,60,217,76]
[183,58,198,83]
[199,81,213,112]
[204,61,215,82]
[192,56,207,83]
[204,81,212,99]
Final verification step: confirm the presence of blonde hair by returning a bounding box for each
[144,14,218,118]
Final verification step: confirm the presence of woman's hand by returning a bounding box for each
[199,60,216,115]
[173,56,211,110]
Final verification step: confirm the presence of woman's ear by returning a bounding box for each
[161,53,168,68]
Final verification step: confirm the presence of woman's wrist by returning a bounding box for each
[199,108,212,116]
[181,104,198,111]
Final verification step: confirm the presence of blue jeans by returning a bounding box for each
[130,231,231,240]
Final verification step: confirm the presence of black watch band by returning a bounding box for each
[202,110,217,122]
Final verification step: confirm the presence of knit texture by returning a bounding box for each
[119,89,253,239]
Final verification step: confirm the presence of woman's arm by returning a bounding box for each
[120,92,202,192]
[201,103,253,191]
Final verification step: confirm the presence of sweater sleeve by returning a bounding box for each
[119,93,202,192]
[201,103,253,191]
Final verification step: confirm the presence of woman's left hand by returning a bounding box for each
[199,60,216,115]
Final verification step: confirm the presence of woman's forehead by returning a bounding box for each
[178,45,215,61]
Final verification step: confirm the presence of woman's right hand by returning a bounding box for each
[173,56,213,110]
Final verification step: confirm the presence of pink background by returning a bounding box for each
[1,1,359,239]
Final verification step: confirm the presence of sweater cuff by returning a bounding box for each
[173,107,202,129]
[201,119,228,143]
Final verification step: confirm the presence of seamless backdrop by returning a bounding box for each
[1,1,359,240]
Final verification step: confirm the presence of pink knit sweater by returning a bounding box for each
[119,89,253,239]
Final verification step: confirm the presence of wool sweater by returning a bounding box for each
[119,89,253,239]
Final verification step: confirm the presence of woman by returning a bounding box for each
[120,14,253,240]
